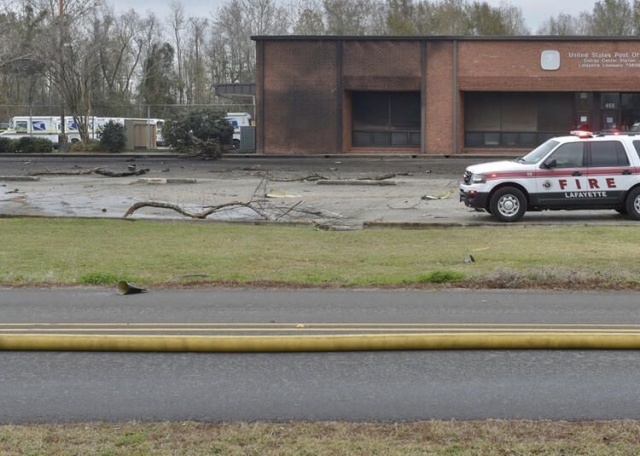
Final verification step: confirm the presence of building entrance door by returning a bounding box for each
[601,110,619,132]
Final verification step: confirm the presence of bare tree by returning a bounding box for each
[537,12,590,35]
[211,0,290,84]
[292,0,326,34]
[588,0,634,35]
[184,17,211,104]
[169,1,187,104]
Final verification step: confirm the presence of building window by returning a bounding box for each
[352,91,420,148]
[464,92,573,148]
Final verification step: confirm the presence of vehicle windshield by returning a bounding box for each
[518,140,559,164]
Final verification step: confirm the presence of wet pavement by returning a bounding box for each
[0,154,636,229]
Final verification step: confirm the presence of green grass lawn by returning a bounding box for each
[2,217,639,288]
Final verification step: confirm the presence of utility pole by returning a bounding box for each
[59,0,66,152]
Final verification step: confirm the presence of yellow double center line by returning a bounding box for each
[1,323,640,351]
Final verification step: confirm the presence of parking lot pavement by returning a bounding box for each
[0,172,464,228]
[0,156,636,229]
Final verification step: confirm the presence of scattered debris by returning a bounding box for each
[317,180,396,186]
[422,191,453,200]
[266,190,302,198]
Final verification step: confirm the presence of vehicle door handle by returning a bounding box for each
[571,171,582,176]
[622,170,632,175]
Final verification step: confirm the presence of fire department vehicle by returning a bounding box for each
[459,131,640,222]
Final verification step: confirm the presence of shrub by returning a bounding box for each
[98,120,126,153]
[414,270,465,284]
[16,137,53,153]
[162,108,233,157]
[0,137,17,153]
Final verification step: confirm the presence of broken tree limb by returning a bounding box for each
[94,168,149,177]
[29,167,149,177]
[269,172,329,182]
[123,201,270,219]
[29,167,100,176]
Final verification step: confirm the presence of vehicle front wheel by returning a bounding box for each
[625,187,640,220]
[489,187,526,223]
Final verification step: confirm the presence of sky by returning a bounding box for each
[109,0,599,34]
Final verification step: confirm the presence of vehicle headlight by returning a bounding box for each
[471,173,486,184]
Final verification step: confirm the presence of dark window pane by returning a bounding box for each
[465,132,483,147]
[391,132,409,145]
[372,131,389,146]
[390,92,420,129]
[484,133,500,146]
[590,141,629,167]
[503,133,518,146]
[601,93,620,110]
[634,140,640,159]
[465,92,500,130]
[352,91,420,147]
[538,93,574,132]
[353,131,371,147]
[353,92,388,129]
[576,92,591,110]
[548,143,585,168]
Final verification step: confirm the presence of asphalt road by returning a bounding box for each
[2,288,640,423]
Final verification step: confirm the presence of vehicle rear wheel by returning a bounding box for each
[625,187,640,220]
[489,187,526,222]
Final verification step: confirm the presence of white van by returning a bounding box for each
[224,112,252,149]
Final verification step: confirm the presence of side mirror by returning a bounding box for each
[542,159,557,169]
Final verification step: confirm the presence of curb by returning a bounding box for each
[0,176,40,182]
[136,178,198,184]
[1,333,640,352]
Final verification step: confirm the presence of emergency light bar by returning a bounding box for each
[569,130,593,138]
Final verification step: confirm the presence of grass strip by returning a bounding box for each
[1,420,639,455]
[1,218,639,288]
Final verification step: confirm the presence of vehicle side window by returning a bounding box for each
[590,141,629,167]
[633,140,640,160]
[546,142,585,168]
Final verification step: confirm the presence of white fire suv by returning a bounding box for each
[459,131,640,222]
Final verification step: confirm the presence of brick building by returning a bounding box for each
[252,36,640,155]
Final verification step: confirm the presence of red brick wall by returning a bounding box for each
[425,41,454,154]
[457,40,640,92]
[261,40,339,155]
[257,38,640,155]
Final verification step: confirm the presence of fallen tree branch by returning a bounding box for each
[94,168,149,177]
[29,167,100,176]
[29,167,149,177]
[270,172,329,182]
[123,201,269,219]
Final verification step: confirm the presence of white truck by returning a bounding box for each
[1,115,164,148]
[459,131,640,222]
[224,112,252,150]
